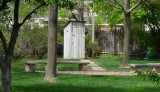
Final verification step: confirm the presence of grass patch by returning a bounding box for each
[6,56,160,92]
[0,72,158,92]
[89,55,160,72]
[12,56,160,72]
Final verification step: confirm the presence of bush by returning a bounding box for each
[85,33,101,57]
[43,53,48,59]
[146,46,158,58]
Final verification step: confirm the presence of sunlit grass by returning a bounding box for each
[5,56,160,92]
[0,73,157,92]
[89,55,160,72]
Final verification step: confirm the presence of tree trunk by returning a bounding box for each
[78,8,84,21]
[1,58,12,92]
[77,0,84,21]
[120,0,131,68]
[121,13,131,68]
[1,27,19,92]
[92,12,95,58]
[0,26,19,92]
[44,1,58,82]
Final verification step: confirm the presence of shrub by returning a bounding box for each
[85,33,101,57]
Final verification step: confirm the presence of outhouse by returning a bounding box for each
[63,14,85,59]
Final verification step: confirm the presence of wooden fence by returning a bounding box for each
[86,25,146,56]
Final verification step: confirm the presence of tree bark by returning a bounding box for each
[44,1,58,82]
[121,13,131,68]
[0,27,20,92]
[0,0,20,91]
[120,0,131,68]
[92,12,95,58]
[1,58,12,92]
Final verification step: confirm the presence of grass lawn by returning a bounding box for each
[0,72,159,92]
[5,56,160,92]
[89,55,160,72]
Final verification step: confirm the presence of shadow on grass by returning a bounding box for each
[12,83,160,92]
[10,74,160,92]
[12,84,128,92]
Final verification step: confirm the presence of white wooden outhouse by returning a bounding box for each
[63,15,85,59]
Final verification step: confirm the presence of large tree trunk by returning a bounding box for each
[0,0,20,91]
[0,25,19,92]
[121,13,131,68]
[92,12,95,58]
[1,58,12,92]
[1,27,19,92]
[120,0,131,68]
[44,1,58,82]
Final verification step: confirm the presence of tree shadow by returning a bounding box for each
[12,83,160,92]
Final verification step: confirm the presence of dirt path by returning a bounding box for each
[58,71,131,76]
[34,71,131,76]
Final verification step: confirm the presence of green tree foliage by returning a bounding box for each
[136,71,160,85]
[132,0,160,56]
[45,0,75,10]
[0,0,72,59]
[92,0,144,26]
[0,0,46,91]
[92,0,160,57]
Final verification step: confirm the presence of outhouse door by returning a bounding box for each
[70,22,85,59]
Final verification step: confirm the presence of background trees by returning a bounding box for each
[132,0,160,57]
[93,0,160,58]
[93,0,142,67]
[0,0,46,91]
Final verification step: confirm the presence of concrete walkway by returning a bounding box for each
[58,71,131,76]
[81,60,107,71]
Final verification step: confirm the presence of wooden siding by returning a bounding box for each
[64,22,85,59]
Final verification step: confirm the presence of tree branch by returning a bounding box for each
[13,0,20,27]
[0,29,7,54]
[113,0,125,11]
[0,0,12,11]
[7,0,20,57]
[0,56,2,68]
[19,2,46,27]
[129,0,143,13]
[103,0,122,10]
